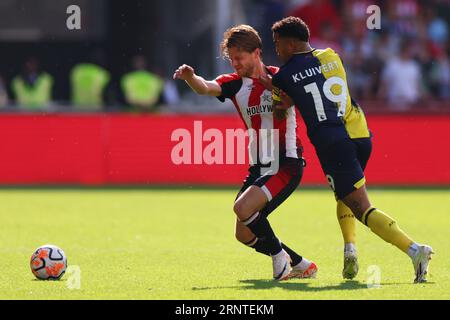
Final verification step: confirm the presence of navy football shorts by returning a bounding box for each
[316,137,372,200]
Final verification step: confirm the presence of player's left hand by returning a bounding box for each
[273,90,292,120]
[277,90,293,110]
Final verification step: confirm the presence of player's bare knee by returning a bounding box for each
[234,230,246,244]
[345,200,365,220]
[353,202,371,221]
[343,186,371,221]
[234,230,241,242]
[353,210,363,221]
[233,201,242,217]
[233,200,250,221]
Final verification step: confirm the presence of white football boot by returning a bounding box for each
[412,244,434,283]
[289,261,318,279]
[272,249,292,281]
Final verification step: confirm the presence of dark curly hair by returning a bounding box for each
[272,16,310,42]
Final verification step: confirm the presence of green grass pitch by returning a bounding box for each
[0,188,449,300]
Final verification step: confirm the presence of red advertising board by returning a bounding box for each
[0,113,449,186]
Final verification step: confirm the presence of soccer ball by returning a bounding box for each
[30,244,67,280]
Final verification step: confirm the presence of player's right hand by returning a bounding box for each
[277,90,293,110]
[173,64,195,81]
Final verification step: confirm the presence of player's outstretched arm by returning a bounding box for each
[173,64,222,97]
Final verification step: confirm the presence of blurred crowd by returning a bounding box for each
[0,0,448,112]
[0,53,180,113]
[248,0,449,110]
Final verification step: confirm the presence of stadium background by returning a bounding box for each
[0,0,449,302]
[0,0,449,187]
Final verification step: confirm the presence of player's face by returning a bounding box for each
[273,33,293,63]
[228,47,259,78]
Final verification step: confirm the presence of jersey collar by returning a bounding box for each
[293,48,316,55]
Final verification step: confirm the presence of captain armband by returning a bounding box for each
[272,86,282,104]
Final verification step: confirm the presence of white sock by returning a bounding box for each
[344,243,356,253]
[407,242,419,259]
[293,257,311,271]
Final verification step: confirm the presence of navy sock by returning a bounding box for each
[244,212,282,255]
[281,243,303,266]
[249,237,271,256]
[248,237,303,265]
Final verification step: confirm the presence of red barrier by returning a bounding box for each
[0,113,449,185]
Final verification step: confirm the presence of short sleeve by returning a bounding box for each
[214,73,242,102]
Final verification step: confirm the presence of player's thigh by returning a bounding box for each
[256,158,303,217]
[318,139,366,202]
[233,185,268,221]
[353,137,372,172]
[235,167,260,201]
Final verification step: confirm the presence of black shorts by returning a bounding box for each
[235,154,304,217]
[316,137,372,200]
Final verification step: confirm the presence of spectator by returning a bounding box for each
[155,67,181,106]
[374,31,400,62]
[425,6,449,47]
[288,0,342,38]
[0,75,8,108]
[120,55,164,112]
[385,0,420,37]
[311,21,343,53]
[342,0,378,38]
[346,49,371,101]
[70,50,110,111]
[378,41,424,109]
[245,0,287,65]
[430,50,450,100]
[11,57,53,110]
